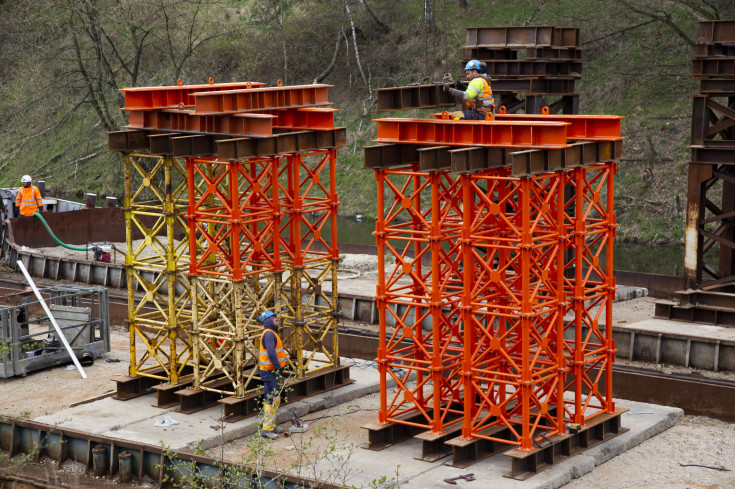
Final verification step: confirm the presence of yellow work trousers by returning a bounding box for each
[262,397,281,432]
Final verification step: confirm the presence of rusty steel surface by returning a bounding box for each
[685,22,735,293]
[612,365,735,422]
[10,208,128,247]
[697,20,735,45]
[364,140,621,175]
[0,417,341,489]
[692,58,735,78]
[373,84,456,112]
[458,59,583,78]
[120,80,266,110]
[462,46,582,61]
[373,80,578,112]
[109,128,346,157]
[509,140,623,175]
[465,26,579,48]
[194,84,332,114]
[374,117,570,148]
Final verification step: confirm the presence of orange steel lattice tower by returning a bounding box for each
[374,164,465,435]
[368,114,621,458]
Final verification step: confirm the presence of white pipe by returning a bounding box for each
[17,261,87,379]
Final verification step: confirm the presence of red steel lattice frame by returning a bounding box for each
[278,149,341,376]
[373,161,618,450]
[459,170,566,450]
[375,165,465,434]
[186,156,283,280]
[562,163,617,425]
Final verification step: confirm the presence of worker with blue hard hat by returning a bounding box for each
[443,59,495,120]
[257,309,287,440]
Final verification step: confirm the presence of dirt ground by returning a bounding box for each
[1,264,734,488]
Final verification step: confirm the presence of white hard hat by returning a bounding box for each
[21,175,31,183]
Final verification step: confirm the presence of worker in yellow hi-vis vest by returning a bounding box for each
[258,310,287,440]
[444,59,495,120]
[15,175,44,216]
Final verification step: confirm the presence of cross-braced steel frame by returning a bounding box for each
[562,163,617,426]
[185,149,341,396]
[279,150,341,377]
[373,161,617,451]
[375,164,465,434]
[124,154,196,384]
[186,155,285,395]
[458,169,567,450]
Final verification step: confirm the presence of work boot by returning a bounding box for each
[258,423,283,434]
[260,430,277,440]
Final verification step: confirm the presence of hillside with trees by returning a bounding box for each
[1,0,733,244]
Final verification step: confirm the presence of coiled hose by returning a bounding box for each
[32,212,88,251]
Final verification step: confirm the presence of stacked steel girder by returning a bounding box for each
[655,21,735,325]
[365,114,623,473]
[461,26,582,114]
[374,25,581,115]
[112,80,344,397]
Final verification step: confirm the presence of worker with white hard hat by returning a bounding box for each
[15,175,44,216]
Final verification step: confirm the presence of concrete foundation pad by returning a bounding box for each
[34,360,390,452]
[34,363,683,488]
[340,399,682,489]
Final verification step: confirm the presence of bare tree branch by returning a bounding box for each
[344,0,369,89]
[357,0,389,34]
[314,30,343,83]
[612,0,696,46]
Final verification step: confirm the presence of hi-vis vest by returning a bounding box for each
[15,186,43,216]
[259,329,287,370]
[466,77,494,111]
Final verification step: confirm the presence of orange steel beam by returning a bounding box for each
[120,81,266,110]
[126,110,274,137]
[269,108,337,130]
[375,118,569,148]
[194,85,332,114]
[494,113,622,140]
[431,112,623,141]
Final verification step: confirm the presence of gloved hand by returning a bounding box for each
[442,84,451,93]
[447,87,464,99]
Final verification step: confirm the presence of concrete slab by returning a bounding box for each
[34,359,390,452]
[618,318,735,343]
[314,399,683,489]
[34,360,683,489]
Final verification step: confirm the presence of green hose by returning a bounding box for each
[32,212,88,251]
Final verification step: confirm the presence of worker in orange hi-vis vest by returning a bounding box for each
[15,175,44,216]
[257,310,287,440]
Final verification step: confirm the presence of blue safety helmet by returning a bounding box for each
[258,310,276,324]
[464,59,482,72]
